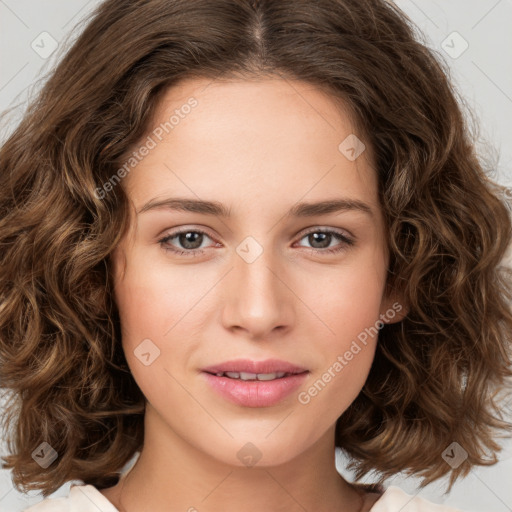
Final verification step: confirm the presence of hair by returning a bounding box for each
[1,0,512,499]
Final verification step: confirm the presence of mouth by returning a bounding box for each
[204,370,307,381]
[201,358,308,376]
[201,369,309,407]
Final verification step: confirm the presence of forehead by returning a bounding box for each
[146,76,367,156]
[122,76,378,214]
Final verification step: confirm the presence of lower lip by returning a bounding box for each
[202,372,309,407]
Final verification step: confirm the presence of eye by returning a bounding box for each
[294,228,355,255]
[158,227,355,258]
[158,228,216,257]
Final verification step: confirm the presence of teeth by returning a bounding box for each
[255,372,286,381]
[235,372,256,380]
[218,371,288,381]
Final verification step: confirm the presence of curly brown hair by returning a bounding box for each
[1,0,512,499]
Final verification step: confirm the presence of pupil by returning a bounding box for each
[180,232,202,249]
[309,232,330,249]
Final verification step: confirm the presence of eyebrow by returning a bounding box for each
[137,197,374,218]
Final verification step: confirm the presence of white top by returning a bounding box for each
[23,483,464,511]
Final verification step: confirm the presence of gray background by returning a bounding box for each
[0,1,511,511]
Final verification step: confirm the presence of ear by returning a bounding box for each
[378,286,408,325]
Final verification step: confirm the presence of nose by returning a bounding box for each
[220,243,295,340]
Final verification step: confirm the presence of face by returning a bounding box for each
[110,76,405,468]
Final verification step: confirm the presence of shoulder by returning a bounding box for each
[22,484,119,512]
[370,485,465,512]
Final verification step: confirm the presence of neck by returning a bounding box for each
[107,404,367,512]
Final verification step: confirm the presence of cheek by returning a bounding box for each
[307,253,387,345]
[295,256,385,414]
[300,347,375,430]
[112,267,188,406]
[113,248,207,340]
[112,252,210,390]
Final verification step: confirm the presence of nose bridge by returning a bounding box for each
[236,235,283,307]
[222,234,293,335]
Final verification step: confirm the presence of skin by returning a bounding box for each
[100,76,407,512]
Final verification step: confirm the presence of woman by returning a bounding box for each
[1,1,511,511]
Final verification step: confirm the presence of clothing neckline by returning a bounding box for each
[73,481,391,512]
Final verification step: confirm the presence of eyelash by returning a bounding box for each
[157,227,355,258]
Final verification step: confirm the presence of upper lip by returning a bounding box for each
[202,358,309,375]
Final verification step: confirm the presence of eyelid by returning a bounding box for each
[158,225,355,257]
[297,225,354,240]
[158,225,218,243]
[159,225,353,244]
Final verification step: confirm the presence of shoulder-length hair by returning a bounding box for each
[1,0,512,498]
